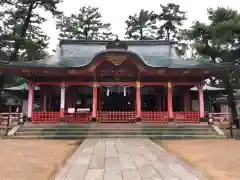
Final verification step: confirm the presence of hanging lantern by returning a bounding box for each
[106,87,110,96]
[123,86,126,96]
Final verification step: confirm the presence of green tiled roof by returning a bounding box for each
[4,83,40,91]
[6,40,218,69]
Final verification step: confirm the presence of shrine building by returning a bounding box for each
[0,39,222,123]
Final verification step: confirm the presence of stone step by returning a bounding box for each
[19,127,215,132]
[22,124,211,129]
[12,123,222,140]
[20,127,213,131]
[17,130,216,135]
[10,134,223,140]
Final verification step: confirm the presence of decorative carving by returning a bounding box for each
[22,69,29,73]
[68,70,77,74]
[43,70,50,74]
[168,82,172,88]
[136,81,141,88]
[183,70,190,74]
[105,55,127,66]
[93,82,98,88]
[157,69,165,74]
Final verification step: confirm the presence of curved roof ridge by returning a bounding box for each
[78,49,151,68]
[60,39,177,45]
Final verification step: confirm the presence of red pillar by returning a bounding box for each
[198,84,204,118]
[60,82,66,118]
[167,82,173,118]
[184,91,190,112]
[136,81,141,117]
[97,87,101,111]
[92,82,98,118]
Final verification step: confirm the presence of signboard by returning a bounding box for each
[68,108,75,114]
[76,108,90,113]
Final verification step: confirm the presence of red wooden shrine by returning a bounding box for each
[0,39,222,124]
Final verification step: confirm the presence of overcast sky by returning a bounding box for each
[41,0,240,51]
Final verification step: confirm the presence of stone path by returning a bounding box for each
[54,138,207,180]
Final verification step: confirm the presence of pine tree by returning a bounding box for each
[57,5,115,40]
[125,9,157,40]
[186,7,240,128]
[155,3,186,40]
[1,0,62,62]
[0,0,62,96]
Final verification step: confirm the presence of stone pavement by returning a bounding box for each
[54,138,207,180]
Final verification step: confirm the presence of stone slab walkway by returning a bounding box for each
[54,138,207,180]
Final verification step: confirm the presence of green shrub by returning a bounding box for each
[200,117,209,122]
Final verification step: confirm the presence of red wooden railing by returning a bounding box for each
[174,112,200,123]
[31,111,201,124]
[142,111,168,123]
[97,111,136,123]
[32,112,60,123]
[65,113,90,124]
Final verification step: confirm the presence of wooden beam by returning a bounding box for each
[34,82,62,86]
[173,82,200,86]
[32,81,201,87]
[66,82,93,86]
[141,82,167,86]
[98,82,135,86]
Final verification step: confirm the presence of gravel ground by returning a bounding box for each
[158,139,240,180]
[0,139,80,180]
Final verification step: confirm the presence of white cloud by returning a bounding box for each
[41,0,240,51]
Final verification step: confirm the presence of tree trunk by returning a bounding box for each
[10,2,34,62]
[226,79,239,128]
[166,29,170,40]
[140,28,143,40]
